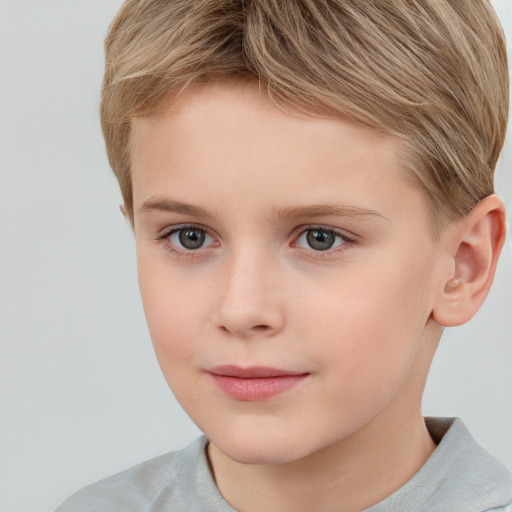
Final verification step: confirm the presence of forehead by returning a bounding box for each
[131,81,397,163]
[129,81,428,230]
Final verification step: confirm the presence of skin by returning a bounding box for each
[128,81,503,511]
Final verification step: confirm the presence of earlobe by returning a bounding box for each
[432,194,506,327]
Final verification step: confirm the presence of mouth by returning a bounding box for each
[207,365,310,401]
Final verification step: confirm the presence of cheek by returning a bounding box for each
[137,255,211,364]
[296,255,434,391]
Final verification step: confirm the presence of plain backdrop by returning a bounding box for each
[0,1,511,511]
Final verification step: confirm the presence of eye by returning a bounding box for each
[167,226,215,251]
[296,228,348,251]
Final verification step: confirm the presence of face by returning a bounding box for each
[131,82,448,465]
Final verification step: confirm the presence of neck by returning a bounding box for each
[208,409,436,512]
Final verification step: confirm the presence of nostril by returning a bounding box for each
[219,323,271,333]
[252,325,270,331]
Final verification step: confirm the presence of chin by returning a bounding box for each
[205,421,326,466]
[217,438,305,466]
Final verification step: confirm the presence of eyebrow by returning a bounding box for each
[274,203,387,221]
[139,197,386,222]
[139,197,217,219]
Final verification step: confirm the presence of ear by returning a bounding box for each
[119,204,135,231]
[432,194,507,327]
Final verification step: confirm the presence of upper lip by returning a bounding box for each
[208,365,308,378]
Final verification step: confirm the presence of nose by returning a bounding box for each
[215,250,285,339]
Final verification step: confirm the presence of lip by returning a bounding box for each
[208,365,310,401]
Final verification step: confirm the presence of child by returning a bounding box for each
[56,0,511,510]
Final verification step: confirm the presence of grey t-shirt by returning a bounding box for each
[56,418,512,511]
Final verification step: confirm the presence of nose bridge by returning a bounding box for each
[216,243,284,337]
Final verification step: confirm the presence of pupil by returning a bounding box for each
[306,229,335,251]
[179,229,205,249]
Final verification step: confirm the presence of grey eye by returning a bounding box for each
[297,228,347,251]
[170,228,210,250]
[306,229,335,250]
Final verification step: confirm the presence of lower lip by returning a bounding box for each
[209,374,309,401]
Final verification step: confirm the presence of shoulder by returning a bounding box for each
[486,467,512,512]
[422,418,512,511]
[55,437,208,512]
[368,418,512,512]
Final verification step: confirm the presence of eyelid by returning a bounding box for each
[294,224,356,241]
[158,223,216,239]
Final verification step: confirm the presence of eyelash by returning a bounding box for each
[156,225,216,259]
[156,224,355,260]
[293,227,354,257]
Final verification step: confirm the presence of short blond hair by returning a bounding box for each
[101,0,508,227]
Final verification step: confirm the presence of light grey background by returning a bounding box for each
[0,1,511,511]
